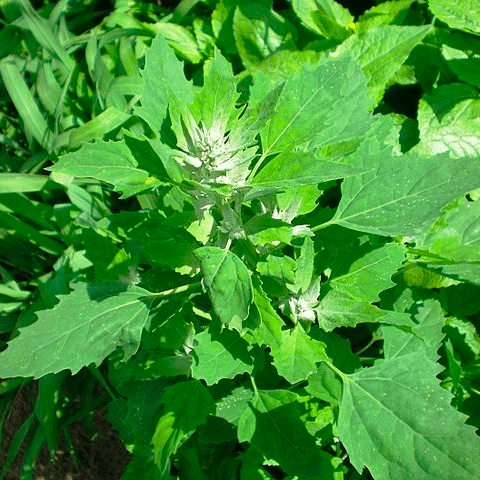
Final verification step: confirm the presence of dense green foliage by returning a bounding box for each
[2,0,480,478]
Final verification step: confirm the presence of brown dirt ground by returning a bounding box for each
[1,384,130,480]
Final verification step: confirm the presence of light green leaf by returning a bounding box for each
[136,34,194,132]
[248,389,336,478]
[383,299,445,361]
[254,55,371,157]
[251,151,368,187]
[65,107,131,150]
[0,173,49,193]
[48,140,161,199]
[152,380,215,473]
[233,1,296,68]
[256,255,297,285]
[418,84,480,158]
[0,58,51,149]
[429,0,480,35]
[330,118,480,237]
[190,48,238,133]
[420,197,480,262]
[316,289,411,331]
[328,243,406,302]
[272,325,328,384]
[356,0,415,33]
[335,25,432,107]
[195,247,253,326]
[191,328,253,385]
[291,0,353,36]
[338,351,480,480]
[0,282,152,379]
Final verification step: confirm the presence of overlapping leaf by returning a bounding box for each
[0,282,152,378]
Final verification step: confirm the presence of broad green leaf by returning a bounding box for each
[216,386,254,425]
[107,378,166,454]
[429,0,480,35]
[291,0,353,36]
[256,255,297,285]
[441,44,480,88]
[273,325,328,384]
[254,55,371,157]
[152,380,215,473]
[383,298,445,361]
[316,289,411,331]
[190,48,238,133]
[338,351,480,480]
[191,328,253,384]
[356,0,415,33]
[335,25,432,107]
[136,33,194,132]
[247,389,336,478]
[0,173,49,193]
[328,243,406,303]
[233,1,296,68]
[48,140,161,199]
[420,197,480,262]
[418,84,480,158]
[195,247,253,327]
[330,118,480,237]
[251,151,368,187]
[0,282,152,379]
[152,22,203,64]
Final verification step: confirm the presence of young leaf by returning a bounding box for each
[48,140,161,199]
[338,351,480,480]
[0,282,152,379]
[195,247,253,327]
[136,34,194,132]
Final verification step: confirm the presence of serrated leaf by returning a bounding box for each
[316,289,411,331]
[195,247,253,326]
[429,0,480,35]
[253,55,371,157]
[273,325,328,384]
[383,298,445,361]
[420,197,480,262]
[329,243,406,302]
[251,151,368,187]
[335,25,431,107]
[136,34,194,131]
[0,283,152,379]
[152,380,215,473]
[48,140,160,199]
[191,328,253,385]
[338,351,480,480]
[331,118,480,237]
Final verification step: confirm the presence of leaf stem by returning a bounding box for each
[148,282,202,299]
[311,218,336,233]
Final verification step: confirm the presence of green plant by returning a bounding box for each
[2,0,480,479]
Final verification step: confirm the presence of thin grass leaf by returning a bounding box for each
[0,58,51,149]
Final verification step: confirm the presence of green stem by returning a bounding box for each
[148,282,202,299]
[311,218,336,233]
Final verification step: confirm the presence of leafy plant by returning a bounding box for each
[2,0,480,479]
